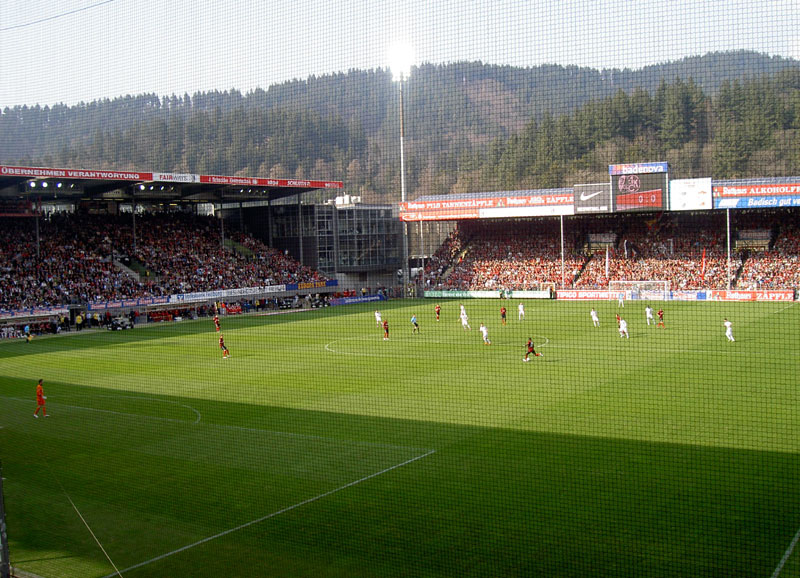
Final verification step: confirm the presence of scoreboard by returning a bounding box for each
[609,162,668,212]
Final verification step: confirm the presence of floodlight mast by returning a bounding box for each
[390,44,413,293]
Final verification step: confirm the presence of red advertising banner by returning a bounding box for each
[0,165,343,190]
[400,208,480,221]
[556,290,611,300]
[399,192,574,221]
[714,184,800,197]
[1,165,151,181]
[200,174,342,189]
[709,290,794,302]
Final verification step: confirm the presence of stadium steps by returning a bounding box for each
[731,252,747,287]
[114,259,142,282]
[117,257,160,282]
[573,253,594,284]
[440,244,471,281]
[223,238,254,259]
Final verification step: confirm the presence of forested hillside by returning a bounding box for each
[1,51,798,200]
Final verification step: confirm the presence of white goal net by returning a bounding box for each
[608,280,671,301]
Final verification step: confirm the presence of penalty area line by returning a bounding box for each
[99,448,437,578]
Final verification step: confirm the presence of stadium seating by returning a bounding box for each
[423,211,799,292]
[0,212,325,311]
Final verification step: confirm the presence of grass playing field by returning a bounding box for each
[2,298,800,577]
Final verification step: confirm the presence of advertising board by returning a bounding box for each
[399,191,573,222]
[713,183,800,209]
[709,290,794,302]
[573,183,611,214]
[670,178,712,211]
[556,290,611,300]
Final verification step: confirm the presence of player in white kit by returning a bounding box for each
[590,308,600,327]
[518,302,525,321]
[724,318,735,342]
[479,323,491,345]
[618,318,629,338]
[645,305,654,326]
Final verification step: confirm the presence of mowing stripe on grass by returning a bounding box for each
[99,448,437,578]
[2,394,430,452]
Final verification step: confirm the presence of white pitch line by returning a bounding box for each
[2,396,200,427]
[0,395,426,452]
[772,302,797,314]
[99,448,437,578]
[772,524,800,578]
[90,394,202,424]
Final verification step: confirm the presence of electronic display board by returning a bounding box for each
[609,162,668,212]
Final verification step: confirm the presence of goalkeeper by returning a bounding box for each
[34,379,49,418]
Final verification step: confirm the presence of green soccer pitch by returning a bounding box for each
[2,299,800,577]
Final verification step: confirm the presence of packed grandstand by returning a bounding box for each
[2,205,799,321]
[422,208,800,292]
[0,212,326,311]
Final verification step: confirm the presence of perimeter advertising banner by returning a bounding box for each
[609,162,668,212]
[424,290,503,298]
[713,183,800,209]
[709,290,794,302]
[556,290,611,300]
[399,191,574,222]
[0,306,69,320]
[670,178,712,211]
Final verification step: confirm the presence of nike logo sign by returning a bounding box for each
[580,190,604,201]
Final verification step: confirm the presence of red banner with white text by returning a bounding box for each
[709,290,794,302]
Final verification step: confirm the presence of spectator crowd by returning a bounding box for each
[0,212,325,311]
[420,210,800,293]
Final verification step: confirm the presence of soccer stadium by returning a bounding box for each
[2,2,800,577]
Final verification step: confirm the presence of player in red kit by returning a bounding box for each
[213,315,221,332]
[34,379,49,417]
[616,313,621,327]
[219,334,230,358]
[657,308,664,328]
[383,320,389,340]
[435,304,441,321]
[500,306,507,326]
[523,338,542,362]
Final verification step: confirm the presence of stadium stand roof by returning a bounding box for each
[0,164,342,207]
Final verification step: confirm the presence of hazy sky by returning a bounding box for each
[1,0,798,106]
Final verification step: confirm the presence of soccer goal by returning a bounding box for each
[609,280,671,301]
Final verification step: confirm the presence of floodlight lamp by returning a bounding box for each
[388,43,414,82]
[41,181,48,188]
[29,181,36,188]
[56,182,63,188]
[139,184,146,191]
